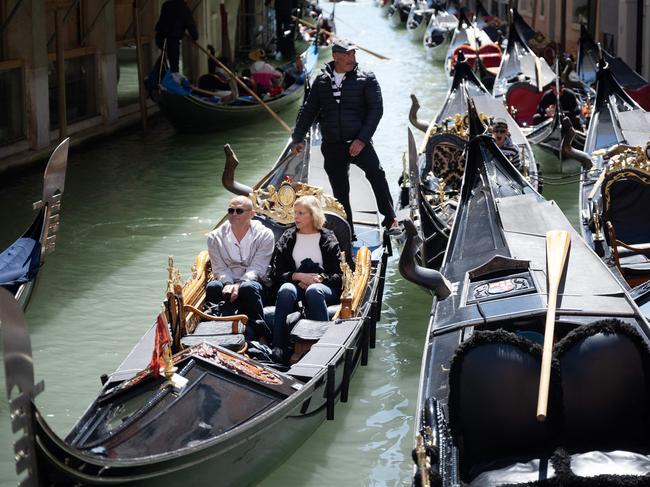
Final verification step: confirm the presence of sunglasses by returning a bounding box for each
[227,207,249,214]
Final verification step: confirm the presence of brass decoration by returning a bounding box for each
[162,343,178,382]
[167,256,183,294]
[436,181,447,206]
[600,142,650,214]
[340,251,354,300]
[250,179,346,224]
[430,111,492,139]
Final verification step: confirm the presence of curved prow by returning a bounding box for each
[42,138,69,205]
[467,95,487,138]
[222,144,254,196]
[399,219,452,299]
[0,287,43,485]
[560,117,592,170]
[409,94,430,133]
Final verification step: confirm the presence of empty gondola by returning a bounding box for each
[0,138,69,310]
[402,100,650,487]
[422,8,458,61]
[579,57,650,291]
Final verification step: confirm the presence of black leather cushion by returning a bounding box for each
[180,334,245,351]
[449,330,558,470]
[602,170,650,245]
[290,320,330,342]
[193,321,245,335]
[555,319,650,451]
[253,216,292,242]
[262,306,301,329]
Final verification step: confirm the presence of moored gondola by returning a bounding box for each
[579,57,650,291]
[0,138,69,310]
[422,8,457,61]
[493,10,555,129]
[153,44,318,132]
[443,9,501,87]
[577,24,650,110]
[401,58,539,270]
[386,0,416,27]
[402,100,650,487]
[406,4,433,41]
[2,125,390,486]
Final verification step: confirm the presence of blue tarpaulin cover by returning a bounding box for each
[0,237,41,287]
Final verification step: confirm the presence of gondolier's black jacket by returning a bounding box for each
[292,62,383,144]
[269,227,343,291]
[155,0,199,40]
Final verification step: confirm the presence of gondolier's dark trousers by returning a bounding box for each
[321,142,396,233]
[156,34,181,73]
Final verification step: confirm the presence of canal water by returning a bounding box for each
[0,1,582,485]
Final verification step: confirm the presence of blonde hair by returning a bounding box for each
[294,195,325,230]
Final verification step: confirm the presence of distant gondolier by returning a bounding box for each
[155,0,199,74]
[291,39,399,235]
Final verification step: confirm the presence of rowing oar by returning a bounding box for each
[536,229,571,422]
[189,38,292,134]
[292,16,390,60]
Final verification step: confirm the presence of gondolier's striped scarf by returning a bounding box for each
[325,64,345,104]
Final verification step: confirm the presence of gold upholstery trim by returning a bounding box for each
[250,179,347,225]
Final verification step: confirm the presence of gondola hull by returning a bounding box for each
[157,85,305,132]
[3,126,389,487]
[403,104,650,486]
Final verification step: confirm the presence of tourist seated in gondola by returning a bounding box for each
[491,118,521,168]
[249,49,283,95]
[532,81,581,128]
[269,196,342,363]
[197,46,238,95]
[280,55,305,89]
[206,196,275,342]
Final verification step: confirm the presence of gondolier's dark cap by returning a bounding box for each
[332,39,357,53]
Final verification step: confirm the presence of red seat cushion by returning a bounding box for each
[506,83,544,126]
[626,84,650,111]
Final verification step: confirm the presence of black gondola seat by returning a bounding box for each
[555,319,650,453]
[601,154,650,286]
[448,329,560,479]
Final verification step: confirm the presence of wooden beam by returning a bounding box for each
[55,7,67,140]
[133,0,148,131]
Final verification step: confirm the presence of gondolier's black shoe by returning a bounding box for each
[384,218,402,236]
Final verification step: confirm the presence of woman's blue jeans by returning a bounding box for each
[272,282,339,349]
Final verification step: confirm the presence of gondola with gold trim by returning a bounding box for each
[2,125,389,486]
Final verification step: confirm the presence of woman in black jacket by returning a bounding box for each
[269,196,342,360]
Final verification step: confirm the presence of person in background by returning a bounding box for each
[154,0,199,74]
[491,118,521,169]
[249,49,284,94]
[290,39,400,236]
[533,81,581,128]
[206,196,275,342]
[269,196,342,363]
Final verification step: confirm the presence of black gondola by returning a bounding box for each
[493,10,555,131]
[386,0,416,27]
[0,138,69,310]
[2,125,390,486]
[577,25,650,111]
[401,58,539,270]
[579,57,650,291]
[402,100,650,487]
[443,8,500,87]
[152,44,318,132]
[422,8,458,62]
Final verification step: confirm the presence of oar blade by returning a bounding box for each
[545,230,571,285]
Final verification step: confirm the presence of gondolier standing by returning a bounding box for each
[155,0,199,74]
[291,39,399,235]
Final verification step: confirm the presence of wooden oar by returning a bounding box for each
[292,16,390,60]
[536,229,571,422]
[189,38,292,134]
